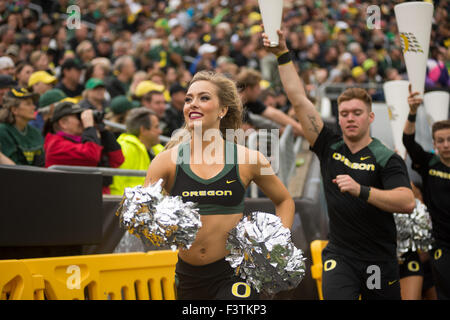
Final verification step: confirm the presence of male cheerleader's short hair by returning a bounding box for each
[432,119,450,140]
[337,87,372,111]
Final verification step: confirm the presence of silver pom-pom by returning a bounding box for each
[225,211,306,295]
[394,199,434,260]
[116,179,202,251]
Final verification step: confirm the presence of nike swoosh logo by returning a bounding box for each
[226,180,236,184]
[360,156,371,161]
[388,280,398,285]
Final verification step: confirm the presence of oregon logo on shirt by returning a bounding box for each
[332,152,375,171]
[181,190,232,197]
[429,169,450,180]
[23,150,41,164]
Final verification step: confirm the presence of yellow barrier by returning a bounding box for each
[0,260,45,300]
[1,250,178,300]
[310,240,328,300]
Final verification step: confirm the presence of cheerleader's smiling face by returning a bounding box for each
[184,80,227,131]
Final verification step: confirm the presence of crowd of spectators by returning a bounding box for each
[0,0,448,193]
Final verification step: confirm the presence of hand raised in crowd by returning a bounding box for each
[407,83,423,115]
[80,109,95,128]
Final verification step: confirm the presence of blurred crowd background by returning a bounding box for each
[0,0,448,192]
[0,0,447,102]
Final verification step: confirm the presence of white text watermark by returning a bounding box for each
[66,5,81,30]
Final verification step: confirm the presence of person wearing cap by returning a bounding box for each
[147,70,171,102]
[0,56,15,77]
[133,80,167,119]
[363,58,379,82]
[28,70,57,95]
[0,87,44,166]
[104,95,140,138]
[362,59,383,101]
[0,74,17,108]
[129,71,148,100]
[79,78,107,112]
[110,107,163,196]
[162,83,186,137]
[29,88,67,133]
[189,43,217,75]
[44,102,124,194]
[133,80,164,99]
[55,58,84,102]
[351,66,366,83]
[167,17,186,65]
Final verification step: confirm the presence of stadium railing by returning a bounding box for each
[104,120,171,144]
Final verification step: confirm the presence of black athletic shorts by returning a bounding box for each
[398,251,435,294]
[422,258,434,292]
[175,257,260,300]
[430,244,450,300]
[399,251,424,279]
[322,247,401,300]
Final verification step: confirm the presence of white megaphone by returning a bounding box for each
[423,91,450,125]
[383,80,410,159]
[394,2,434,97]
[258,0,283,47]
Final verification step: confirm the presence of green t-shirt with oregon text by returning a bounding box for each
[0,123,44,166]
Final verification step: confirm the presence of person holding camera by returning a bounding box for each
[79,78,108,112]
[43,101,124,194]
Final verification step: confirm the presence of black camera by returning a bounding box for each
[92,110,105,123]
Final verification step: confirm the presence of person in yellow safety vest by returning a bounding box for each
[110,107,164,195]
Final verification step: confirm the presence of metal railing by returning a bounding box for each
[48,123,303,198]
[248,112,281,130]
[317,83,384,101]
[103,120,170,144]
[48,165,147,177]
